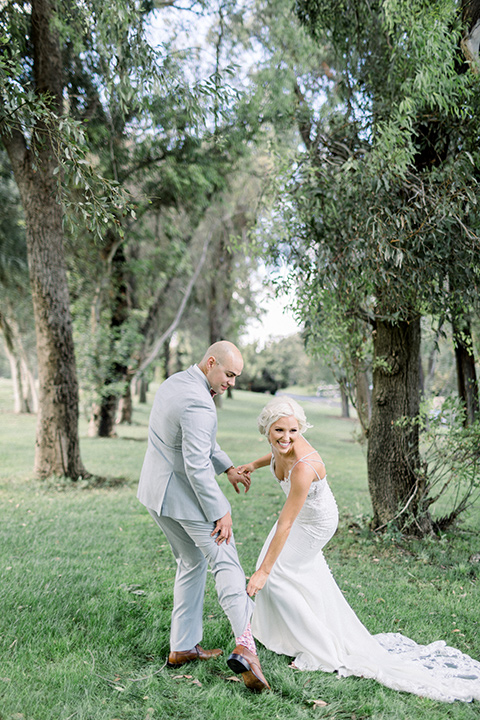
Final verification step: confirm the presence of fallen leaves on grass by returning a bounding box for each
[120,583,146,596]
[172,674,202,687]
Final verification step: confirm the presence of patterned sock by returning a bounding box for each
[235,622,257,655]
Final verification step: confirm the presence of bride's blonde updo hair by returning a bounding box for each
[257,396,313,437]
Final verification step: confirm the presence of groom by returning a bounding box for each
[137,340,270,692]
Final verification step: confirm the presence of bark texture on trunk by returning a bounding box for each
[24,181,86,476]
[354,368,371,437]
[367,316,432,534]
[0,0,86,477]
[452,319,479,425]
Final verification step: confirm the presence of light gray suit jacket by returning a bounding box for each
[137,364,233,522]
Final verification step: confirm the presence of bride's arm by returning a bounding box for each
[236,453,272,476]
[246,464,313,597]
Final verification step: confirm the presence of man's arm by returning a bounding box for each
[181,402,231,522]
[211,439,233,475]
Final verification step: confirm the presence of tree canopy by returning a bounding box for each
[1,0,479,531]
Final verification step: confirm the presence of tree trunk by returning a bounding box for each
[138,377,148,404]
[0,0,86,478]
[452,318,479,425]
[22,356,38,414]
[208,233,235,409]
[367,316,432,534]
[208,235,233,346]
[26,186,86,475]
[461,0,480,71]
[1,314,28,414]
[88,396,118,437]
[116,383,133,424]
[339,378,350,418]
[425,323,443,392]
[88,233,129,437]
[0,311,38,413]
[354,368,371,436]
[163,338,171,380]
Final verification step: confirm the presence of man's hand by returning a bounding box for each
[226,466,251,494]
[211,511,233,545]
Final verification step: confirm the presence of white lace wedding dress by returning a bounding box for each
[251,453,480,702]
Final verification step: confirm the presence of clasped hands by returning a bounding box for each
[226,464,253,494]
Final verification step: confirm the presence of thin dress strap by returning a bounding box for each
[287,451,325,481]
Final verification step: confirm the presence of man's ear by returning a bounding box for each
[206,355,216,370]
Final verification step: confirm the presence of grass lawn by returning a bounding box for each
[0,378,479,720]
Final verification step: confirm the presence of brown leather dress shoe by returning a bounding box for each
[167,644,223,667]
[227,644,270,692]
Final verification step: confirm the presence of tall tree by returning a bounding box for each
[270,0,480,533]
[0,0,87,477]
[0,0,152,473]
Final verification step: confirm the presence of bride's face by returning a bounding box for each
[268,415,300,455]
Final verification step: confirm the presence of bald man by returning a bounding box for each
[137,341,270,691]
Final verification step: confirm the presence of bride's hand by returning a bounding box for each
[236,462,255,476]
[247,569,269,597]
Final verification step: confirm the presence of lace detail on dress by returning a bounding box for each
[270,455,339,545]
[369,633,480,702]
[376,632,480,681]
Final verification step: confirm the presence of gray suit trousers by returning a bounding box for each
[149,509,254,651]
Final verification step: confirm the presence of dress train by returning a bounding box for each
[251,457,480,703]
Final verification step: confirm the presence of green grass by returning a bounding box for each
[0,378,479,719]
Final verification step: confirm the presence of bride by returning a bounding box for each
[237,396,480,703]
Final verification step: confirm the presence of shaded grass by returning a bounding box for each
[0,379,479,719]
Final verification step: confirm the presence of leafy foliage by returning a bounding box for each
[413,397,480,531]
[0,149,27,284]
[252,0,480,533]
[281,0,480,328]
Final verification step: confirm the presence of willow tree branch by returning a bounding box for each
[134,230,212,377]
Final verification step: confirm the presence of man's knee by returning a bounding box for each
[179,553,208,573]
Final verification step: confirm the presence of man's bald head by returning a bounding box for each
[198,341,243,395]
[200,341,242,367]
